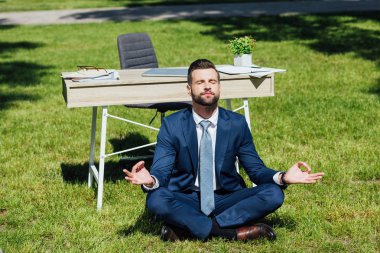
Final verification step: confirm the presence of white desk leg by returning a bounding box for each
[88,107,97,188]
[97,106,108,211]
[243,98,251,131]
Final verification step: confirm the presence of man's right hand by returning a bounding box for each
[123,161,155,187]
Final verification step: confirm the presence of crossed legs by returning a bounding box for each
[146,184,284,240]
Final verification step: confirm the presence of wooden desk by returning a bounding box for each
[62,68,275,210]
[62,69,274,108]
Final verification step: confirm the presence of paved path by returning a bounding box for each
[0,0,379,25]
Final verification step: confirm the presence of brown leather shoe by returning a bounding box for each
[160,225,193,242]
[236,223,276,241]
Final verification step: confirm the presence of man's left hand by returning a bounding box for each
[284,161,324,184]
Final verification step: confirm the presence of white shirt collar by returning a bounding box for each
[192,107,218,126]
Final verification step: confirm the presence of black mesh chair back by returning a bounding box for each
[117,33,192,119]
[117,33,159,69]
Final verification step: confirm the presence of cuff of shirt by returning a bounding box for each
[273,172,283,185]
[142,175,160,191]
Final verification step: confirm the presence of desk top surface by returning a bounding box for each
[62,68,256,88]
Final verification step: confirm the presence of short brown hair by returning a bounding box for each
[187,59,220,85]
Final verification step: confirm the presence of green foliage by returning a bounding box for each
[228,36,256,55]
[0,13,379,252]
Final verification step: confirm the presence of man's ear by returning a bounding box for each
[187,84,191,96]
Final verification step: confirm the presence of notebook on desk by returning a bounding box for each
[142,68,188,77]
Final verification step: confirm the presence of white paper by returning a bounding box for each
[217,66,252,74]
[76,71,120,82]
[217,65,286,76]
[62,69,117,79]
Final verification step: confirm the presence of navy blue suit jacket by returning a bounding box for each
[150,107,278,192]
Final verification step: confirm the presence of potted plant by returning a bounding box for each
[228,36,256,66]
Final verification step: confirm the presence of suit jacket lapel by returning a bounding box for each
[215,108,231,176]
[181,108,198,175]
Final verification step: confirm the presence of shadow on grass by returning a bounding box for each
[61,132,154,184]
[118,209,297,239]
[261,213,297,231]
[0,92,40,110]
[368,78,380,98]
[0,61,50,87]
[61,161,123,183]
[0,24,17,30]
[0,41,42,56]
[0,61,51,110]
[112,0,282,8]
[118,208,162,237]
[0,40,50,110]
[63,0,297,21]
[198,12,380,65]
[109,132,155,158]
[60,159,154,184]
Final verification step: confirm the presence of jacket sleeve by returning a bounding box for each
[149,117,177,188]
[237,119,278,185]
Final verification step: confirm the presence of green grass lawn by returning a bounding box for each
[0,12,379,252]
[0,0,297,12]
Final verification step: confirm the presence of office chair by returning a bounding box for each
[117,33,192,122]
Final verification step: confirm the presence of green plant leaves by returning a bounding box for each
[228,36,256,55]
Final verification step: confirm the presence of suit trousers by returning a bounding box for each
[146,183,285,240]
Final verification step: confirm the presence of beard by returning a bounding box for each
[191,91,219,106]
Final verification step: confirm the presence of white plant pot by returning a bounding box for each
[234,54,252,66]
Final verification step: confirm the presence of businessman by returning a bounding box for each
[124,59,324,241]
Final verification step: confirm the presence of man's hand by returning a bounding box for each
[123,161,155,187]
[283,161,324,184]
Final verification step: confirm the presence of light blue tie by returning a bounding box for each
[199,120,215,216]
